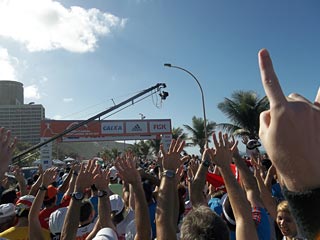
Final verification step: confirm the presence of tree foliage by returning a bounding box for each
[217,90,269,139]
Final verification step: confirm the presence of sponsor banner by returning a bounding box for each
[101,121,124,134]
[41,120,101,138]
[62,135,160,142]
[41,119,172,141]
[150,120,171,133]
[126,121,148,134]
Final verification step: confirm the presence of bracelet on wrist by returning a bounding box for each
[161,169,176,178]
[202,159,211,168]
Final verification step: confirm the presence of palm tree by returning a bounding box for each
[183,116,216,153]
[172,127,187,140]
[217,90,269,139]
[128,141,151,158]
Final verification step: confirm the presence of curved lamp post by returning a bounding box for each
[164,63,208,145]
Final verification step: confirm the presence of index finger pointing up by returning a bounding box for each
[258,49,287,108]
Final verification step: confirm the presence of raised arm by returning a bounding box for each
[187,150,210,206]
[29,167,57,240]
[13,166,28,196]
[116,152,151,240]
[86,167,114,240]
[231,140,264,208]
[61,160,97,240]
[211,132,258,240]
[0,128,17,180]
[156,139,186,240]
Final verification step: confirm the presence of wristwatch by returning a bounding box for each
[39,185,48,191]
[97,190,109,198]
[71,192,84,201]
[162,169,176,178]
[202,158,211,168]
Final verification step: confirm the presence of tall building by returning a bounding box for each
[0,80,45,145]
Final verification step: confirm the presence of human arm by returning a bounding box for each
[13,166,28,196]
[63,164,80,198]
[211,132,258,240]
[0,128,17,180]
[29,167,57,240]
[116,152,151,240]
[187,151,210,206]
[258,49,320,238]
[232,143,264,208]
[29,165,43,196]
[60,160,97,240]
[252,160,277,220]
[86,168,115,240]
[156,139,186,240]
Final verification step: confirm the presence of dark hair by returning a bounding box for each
[0,188,17,204]
[80,200,93,222]
[17,209,29,218]
[111,207,125,225]
[43,196,56,208]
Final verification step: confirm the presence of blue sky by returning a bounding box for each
[0,0,319,155]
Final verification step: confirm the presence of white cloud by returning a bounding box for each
[53,115,62,120]
[0,0,127,53]
[24,85,41,99]
[0,47,18,80]
[63,98,73,102]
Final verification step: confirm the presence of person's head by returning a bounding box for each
[109,166,118,183]
[80,200,95,224]
[93,227,118,240]
[180,205,230,240]
[109,194,125,225]
[0,203,16,232]
[43,185,58,208]
[49,207,68,236]
[276,200,298,238]
[15,195,35,218]
[0,188,17,204]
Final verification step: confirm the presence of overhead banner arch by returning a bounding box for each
[40,119,172,168]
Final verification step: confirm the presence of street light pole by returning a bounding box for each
[164,63,208,145]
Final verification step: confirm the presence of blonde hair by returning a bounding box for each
[277,200,290,213]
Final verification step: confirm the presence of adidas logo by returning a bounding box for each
[131,124,142,131]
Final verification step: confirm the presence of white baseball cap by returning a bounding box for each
[93,227,118,240]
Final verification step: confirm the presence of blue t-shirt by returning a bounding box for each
[148,201,157,239]
[89,196,99,219]
[208,197,223,216]
[253,207,271,240]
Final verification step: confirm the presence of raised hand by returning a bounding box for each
[210,132,238,168]
[93,168,110,191]
[0,128,17,178]
[258,49,320,192]
[160,139,187,171]
[115,152,141,185]
[42,167,58,187]
[75,159,98,192]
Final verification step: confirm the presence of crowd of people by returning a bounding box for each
[0,48,319,240]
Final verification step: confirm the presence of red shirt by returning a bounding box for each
[39,195,70,229]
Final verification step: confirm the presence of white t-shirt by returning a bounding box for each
[116,209,135,240]
[75,221,96,240]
